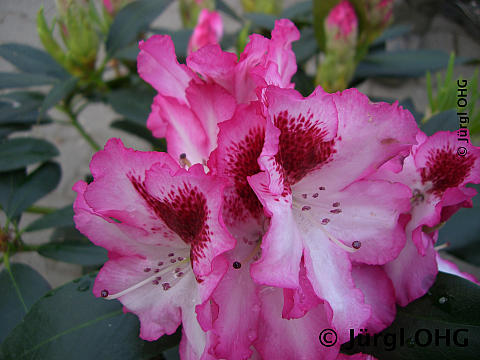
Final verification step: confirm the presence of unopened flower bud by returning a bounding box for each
[187,9,223,55]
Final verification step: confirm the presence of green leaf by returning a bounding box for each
[37,226,108,266]
[421,109,458,136]
[0,162,61,220]
[292,69,314,97]
[354,50,467,79]
[312,0,340,51]
[38,76,78,119]
[0,273,181,359]
[0,92,50,126]
[341,272,480,359]
[370,24,413,47]
[0,43,68,79]
[0,138,59,172]
[24,204,74,232]
[215,0,243,23]
[150,28,193,58]
[107,87,155,125]
[0,124,31,139]
[281,1,312,19]
[292,27,318,64]
[111,120,166,151]
[0,73,57,89]
[0,263,51,343]
[106,0,173,57]
[244,13,278,30]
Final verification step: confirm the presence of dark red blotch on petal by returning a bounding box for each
[421,146,475,196]
[274,110,335,185]
[130,177,211,262]
[224,125,265,220]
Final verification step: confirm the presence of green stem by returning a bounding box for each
[26,205,56,215]
[59,104,101,151]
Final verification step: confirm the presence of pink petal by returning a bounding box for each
[214,102,266,223]
[304,233,371,344]
[384,229,438,306]
[187,9,223,55]
[248,172,303,288]
[138,35,193,104]
[253,287,339,360]
[436,254,479,284]
[352,265,396,333]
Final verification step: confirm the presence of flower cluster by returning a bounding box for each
[73,19,480,359]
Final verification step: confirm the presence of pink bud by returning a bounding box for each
[326,0,358,40]
[187,9,223,55]
[103,0,114,14]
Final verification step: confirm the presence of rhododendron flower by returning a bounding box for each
[138,19,299,165]
[437,254,479,284]
[372,131,480,305]
[188,9,223,55]
[73,139,235,357]
[249,86,418,342]
[199,103,340,359]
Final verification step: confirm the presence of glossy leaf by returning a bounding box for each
[106,0,173,57]
[24,204,74,232]
[421,109,458,136]
[111,119,167,151]
[0,263,51,343]
[341,272,480,359]
[37,226,108,266]
[38,76,78,118]
[107,87,155,124]
[0,138,59,172]
[0,274,182,359]
[354,50,466,79]
[281,1,312,20]
[0,92,50,126]
[215,0,243,23]
[0,43,68,79]
[244,13,277,30]
[0,162,61,220]
[0,72,57,89]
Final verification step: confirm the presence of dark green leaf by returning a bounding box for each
[107,87,155,124]
[106,0,173,57]
[37,226,108,266]
[0,138,59,172]
[114,44,140,61]
[421,109,458,136]
[0,263,51,343]
[341,272,480,359]
[215,0,243,23]
[38,76,78,118]
[292,27,318,64]
[24,204,74,232]
[355,50,468,79]
[312,0,340,51]
[244,12,278,30]
[281,1,312,19]
[399,98,424,123]
[0,92,50,126]
[0,124,31,139]
[0,162,61,220]
[371,24,413,47]
[0,43,68,79]
[150,28,193,58]
[0,73,57,89]
[0,273,181,359]
[111,120,167,151]
[292,69,314,97]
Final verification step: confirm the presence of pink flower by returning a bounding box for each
[188,9,223,55]
[437,254,479,284]
[138,19,299,165]
[73,139,235,357]
[248,86,418,342]
[326,0,358,40]
[372,131,480,305]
